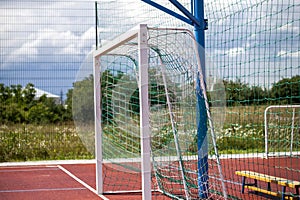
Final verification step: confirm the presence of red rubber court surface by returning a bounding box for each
[0,162,101,200]
[0,161,168,200]
[0,157,299,200]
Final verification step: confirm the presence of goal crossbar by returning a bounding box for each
[93,28,138,57]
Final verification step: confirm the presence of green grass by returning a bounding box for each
[212,105,300,154]
[0,123,93,162]
[1,105,298,161]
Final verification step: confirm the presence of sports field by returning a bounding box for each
[1,155,299,200]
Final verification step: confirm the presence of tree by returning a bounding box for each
[248,85,267,105]
[64,88,73,120]
[66,71,124,125]
[0,83,71,124]
[270,75,300,104]
[223,79,251,106]
[129,83,176,115]
[72,74,94,124]
[0,84,12,103]
[101,70,122,124]
[22,83,36,104]
[1,84,25,123]
[10,84,23,105]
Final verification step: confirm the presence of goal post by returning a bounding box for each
[93,45,102,195]
[138,24,152,200]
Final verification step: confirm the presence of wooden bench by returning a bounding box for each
[235,171,300,200]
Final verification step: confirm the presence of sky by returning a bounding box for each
[0,0,299,99]
[0,0,96,98]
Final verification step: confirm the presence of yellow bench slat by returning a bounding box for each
[245,185,278,196]
[245,186,296,200]
[235,170,300,188]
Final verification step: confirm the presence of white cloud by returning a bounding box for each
[1,27,95,69]
[225,47,245,57]
[277,50,300,58]
[278,24,300,34]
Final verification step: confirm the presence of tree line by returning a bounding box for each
[0,83,72,124]
[0,74,299,124]
[223,75,300,106]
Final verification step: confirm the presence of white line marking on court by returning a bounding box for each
[98,194,110,200]
[0,168,59,173]
[0,159,95,167]
[0,187,86,193]
[57,165,109,200]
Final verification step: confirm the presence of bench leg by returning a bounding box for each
[296,185,299,200]
[254,179,257,187]
[241,176,246,193]
[267,182,271,191]
[281,186,286,200]
[253,179,258,194]
[241,177,258,194]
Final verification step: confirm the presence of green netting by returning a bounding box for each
[205,0,300,199]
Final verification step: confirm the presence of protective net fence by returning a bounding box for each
[0,0,299,199]
[204,1,300,199]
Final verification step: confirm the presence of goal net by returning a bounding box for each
[265,105,300,158]
[93,24,227,199]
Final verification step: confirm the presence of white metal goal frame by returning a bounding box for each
[92,24,199,200]
[264,104,300,158]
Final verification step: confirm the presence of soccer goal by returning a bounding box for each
[264,105,300,158]
[93,24,227,199]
